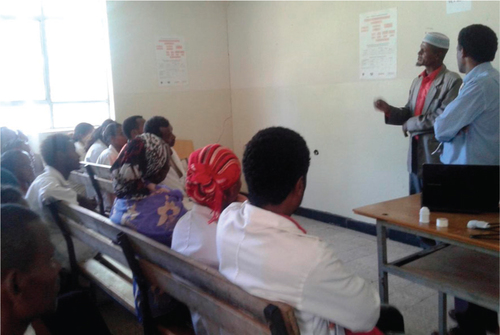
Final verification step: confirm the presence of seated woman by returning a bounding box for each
[171,144,244,335]
[72,122,94,161]
[171,144,243,268]
[110,132,187,247]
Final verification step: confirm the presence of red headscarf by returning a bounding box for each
[186,144,241,223]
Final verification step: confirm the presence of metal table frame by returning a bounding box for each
[376,219,499,335]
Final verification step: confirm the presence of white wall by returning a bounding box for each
[227,1,499,221]
[106,1,233,150]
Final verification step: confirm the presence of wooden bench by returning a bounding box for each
[50,202,300,335]
[172,139,195,161]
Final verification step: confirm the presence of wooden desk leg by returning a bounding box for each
[376,222,389,304]
[439,291,447,335]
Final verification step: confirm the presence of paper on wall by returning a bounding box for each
[359,8,397,80]
[447,0,472,14]
[156,37,188,86]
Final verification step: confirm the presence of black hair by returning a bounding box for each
[123,115,143,140]
[73,123,94,143]
[103,123,122,144]
[85,119,115,151]
[1,149,28,173]
[40,133,73,167]
[144,116,170,139]
[243,127,310,207]
[1,204,45,274]
[458,24,498,63]
[1,186,28,206]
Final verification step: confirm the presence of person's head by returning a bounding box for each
[1,150,35,191]
[123,115,146,141]
[72,123,94,145]
[1,205,61,332]
[186,144,241,222]
[243,127,310,214]
[111,133,170,199]
[457,24,498,73]
[144,116,176,147]
[1,127,18,153]
[103,123,127,152]
[40,133,81,178]
[416,32,449,68]
[85,119,115,151]
[1,186,29,207]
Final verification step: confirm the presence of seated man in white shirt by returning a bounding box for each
[217,127,404,335]
[123,115,146,141]
[25,134,97,269]
[144,116,193,209]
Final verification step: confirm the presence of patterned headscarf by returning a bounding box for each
[111,133,169,199]
[186,144,241,223]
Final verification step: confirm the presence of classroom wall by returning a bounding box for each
[106,1,233,150]
[226,1,499,221]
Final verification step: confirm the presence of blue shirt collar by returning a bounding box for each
[464,62,493,84]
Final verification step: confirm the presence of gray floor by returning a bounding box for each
[99,215,460,335]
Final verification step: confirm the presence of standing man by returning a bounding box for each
[432,24,499,335]
[374,32,462,194]
[434,24,499,166]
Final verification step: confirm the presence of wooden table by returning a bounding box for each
[353,194,499,335]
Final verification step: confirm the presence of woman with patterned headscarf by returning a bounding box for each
[172,144,243,268]
[109,133,187,246]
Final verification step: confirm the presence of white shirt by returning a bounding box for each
[75,141,86,161]
[25,166,96,269]
[161,148,187,196]
[84,139,107,163]
[96,145,119,168]
[217,202,380,335]
[172,203,219,269]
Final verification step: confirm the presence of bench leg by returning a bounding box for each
[376,222,389,304]
[439,291,447,335]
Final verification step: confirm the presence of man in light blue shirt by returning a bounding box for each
[434,24,499,166]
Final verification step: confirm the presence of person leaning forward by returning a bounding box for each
[374,32,462,194]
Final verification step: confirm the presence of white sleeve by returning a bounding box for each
[301,242,380,332]
[38,177,78,207]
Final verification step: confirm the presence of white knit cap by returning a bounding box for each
[423,32,450,49]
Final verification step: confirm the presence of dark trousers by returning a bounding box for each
[454,298,498,334]
[42,291,111,335]
[376,305,405,334]
[409,172,423,195]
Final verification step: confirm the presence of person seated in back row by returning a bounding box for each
[96,123,127,169]
[123,115,146,141]
[25,134,97,269]
[84,119,115,163]
[217,127,405,335]
[143,117,186,193]
[72,122,95,161]
[1,149,35,195]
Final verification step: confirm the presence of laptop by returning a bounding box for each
[422,164,500,213]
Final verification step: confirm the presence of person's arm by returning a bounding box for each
[404,75,463,133]
[38,177,78,206]
[434,80,483,142]
[301,242,380,332]
[375,78,418,126]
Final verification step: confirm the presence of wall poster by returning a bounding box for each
[155,37,188,86]
[359,8,397,80]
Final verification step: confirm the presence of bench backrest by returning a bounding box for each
[53,202,300,335]
[172,139,195,161]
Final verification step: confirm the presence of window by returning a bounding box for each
[0,0,114,134]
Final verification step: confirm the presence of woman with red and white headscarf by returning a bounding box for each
[172,144,243,269]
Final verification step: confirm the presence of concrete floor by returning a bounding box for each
[99,215,462,335]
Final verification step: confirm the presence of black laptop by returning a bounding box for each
[422,164,500,213]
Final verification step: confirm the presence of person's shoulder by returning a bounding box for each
[442,68,462,81]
